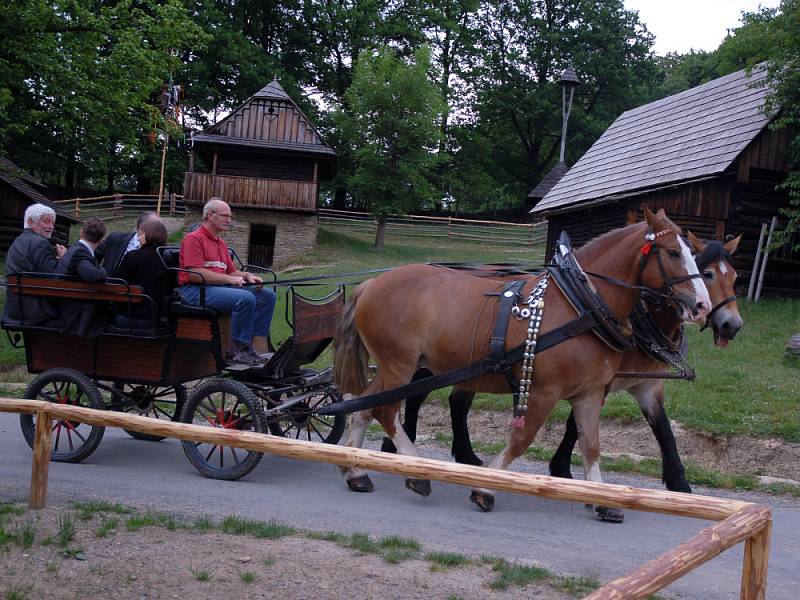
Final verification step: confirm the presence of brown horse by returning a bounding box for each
[334,209,711,511]
[385,233,742,520]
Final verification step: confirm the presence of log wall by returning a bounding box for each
[183,172,317,212]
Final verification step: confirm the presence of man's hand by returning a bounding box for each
[228,275,245,287]
[243,273,263,285]
[55,244,67,259]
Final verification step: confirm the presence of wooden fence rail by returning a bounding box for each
[52,194,187,220]
[318,208,547,248]
[0,397,771,600]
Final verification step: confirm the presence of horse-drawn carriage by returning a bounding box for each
[2,247,346,481]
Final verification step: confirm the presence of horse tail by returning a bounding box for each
[334,279,372,394]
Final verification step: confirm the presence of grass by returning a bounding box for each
[220,516,294,539]
[482,556,550,590]
[56,513,75,547]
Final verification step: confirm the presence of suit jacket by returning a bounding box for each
[96,231,135,277]
[1,229,61,326]
[57,242,109,336]
[116,244,169,322]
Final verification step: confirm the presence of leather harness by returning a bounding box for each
[317,228,702,417]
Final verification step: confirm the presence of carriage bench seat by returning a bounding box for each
[4,274,171,338]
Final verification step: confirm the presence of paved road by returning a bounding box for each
[1,412,798,599]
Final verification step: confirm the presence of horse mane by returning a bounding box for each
[576,220,647,257]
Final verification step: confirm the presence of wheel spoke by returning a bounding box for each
[229,446,241,464]
[204,444,217,462]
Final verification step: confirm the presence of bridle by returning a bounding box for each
[638,228,703,298]
[581,227,703,309]
[694,240,737,330]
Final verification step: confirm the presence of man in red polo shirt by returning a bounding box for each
[179,197,276,365]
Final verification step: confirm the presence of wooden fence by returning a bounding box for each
[52,194,187,220]
[319,208,547,248]
[0,397,771,600]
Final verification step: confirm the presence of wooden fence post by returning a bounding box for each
[169,192,176,217]
[747,223,767,301]
[114,193,123,218]
[740,520,772,600]
[29,410,52,509]
[75,198,80,219]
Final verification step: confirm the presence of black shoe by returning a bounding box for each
[228,349,260,365]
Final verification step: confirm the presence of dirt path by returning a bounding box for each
[415,403,800,485]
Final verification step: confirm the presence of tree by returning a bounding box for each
[449,0,659,213]
[709,1,800,246]
[0,0,208,192]
[343,45,445,248]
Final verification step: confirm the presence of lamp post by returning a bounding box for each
[559,66,579,163]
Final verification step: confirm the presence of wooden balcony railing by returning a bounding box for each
[183,172,318,212]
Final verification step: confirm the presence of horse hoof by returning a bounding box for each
[470,491,495,512]
[347,475,374,493]
[405,478,432,497]
[549,466,573,479]
[595,506,624,523]
[666,479,692,494]
[454,452,484,466]
[381,436,398,454]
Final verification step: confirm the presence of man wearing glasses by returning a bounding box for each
[178,197,277,365]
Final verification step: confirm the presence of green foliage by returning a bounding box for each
[343,45,446,240]
[57,513,75,547]
[0,0,209,192]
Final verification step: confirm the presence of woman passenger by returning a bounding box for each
[114,218,169,328]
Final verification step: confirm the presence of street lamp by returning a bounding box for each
[559,66,579,163]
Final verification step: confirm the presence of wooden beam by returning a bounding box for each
[741,513,772,600]
[584,505,771,600]
[0,398,753,521]
[29,410,52,509]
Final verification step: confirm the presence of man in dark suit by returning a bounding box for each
[58,217,109,335]
[96,211,158,276]
[2,203,67,326]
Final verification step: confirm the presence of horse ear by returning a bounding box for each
[724,235,742,255]
[687,230,704,255]
[643,206,656,226]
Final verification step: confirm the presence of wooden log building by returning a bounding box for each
[183,78,336,267]
[532,66,798,295]
[0,157,77,251]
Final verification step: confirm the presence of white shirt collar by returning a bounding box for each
[78,239,95,257]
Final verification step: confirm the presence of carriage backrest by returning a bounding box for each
[6,274,145,304]
[291,286,345,345]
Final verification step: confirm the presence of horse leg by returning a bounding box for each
[450,389,483,465]
[571,392,624,523]
[469,407,551,512]
[341,407,376,492]
[381,369,430,454]
[630,382,692,493]
[549,410,577,478]
[372,405,432,497]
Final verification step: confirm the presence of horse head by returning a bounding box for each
[641,208,710,325]
[687,231,743,347]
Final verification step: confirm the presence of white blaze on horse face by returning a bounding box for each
[678,236,711,320]
[719,261,729,276]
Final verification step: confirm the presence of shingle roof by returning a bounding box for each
[0,157,77,222]
[532,66,772,214]
[528,161,569,200]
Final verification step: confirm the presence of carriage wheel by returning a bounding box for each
[266,386,346,445]
[20,368,105,463]
[110,383,187,442]
[179,379,266,481]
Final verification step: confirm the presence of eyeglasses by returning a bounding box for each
[209,210,232,218]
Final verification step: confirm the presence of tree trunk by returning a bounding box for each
[374,216,387,249]
[333,187,347,210]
